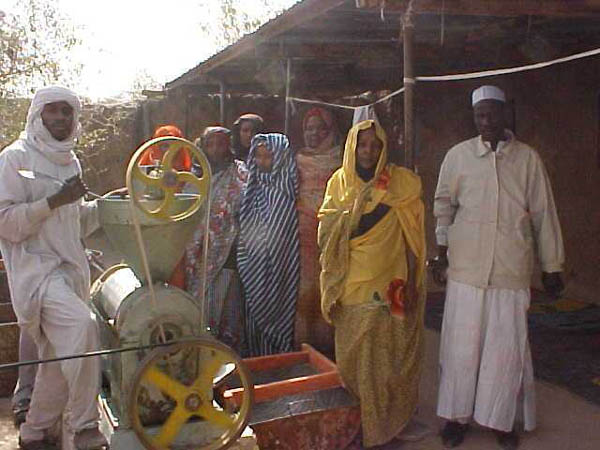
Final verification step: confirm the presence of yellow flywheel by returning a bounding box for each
[128,337,253,450]
[125,136,211,222]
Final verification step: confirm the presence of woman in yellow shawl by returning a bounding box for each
[318,120,427,447]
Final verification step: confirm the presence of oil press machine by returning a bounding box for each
[89,137,253,450]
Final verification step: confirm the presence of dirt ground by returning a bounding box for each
[401,328,600,450]
[1,327,599,450]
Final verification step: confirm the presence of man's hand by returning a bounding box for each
[428,245,449,286]
[47,175,87,210]
[542,272,564,298]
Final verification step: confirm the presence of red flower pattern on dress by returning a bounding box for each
[386,278,406,317]
[375,168,390,190]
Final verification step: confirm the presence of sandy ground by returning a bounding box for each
[1,327,599,450]
[400,328,600,450]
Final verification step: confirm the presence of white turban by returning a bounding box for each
[20,86,82,166]
[472,85,506,106]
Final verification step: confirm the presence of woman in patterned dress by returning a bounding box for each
[295,107,342,356]
[184,126,247,352]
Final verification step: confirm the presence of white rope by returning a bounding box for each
[286,46,600,111]
[372,86,405,105]
[416,46,600,81]
[287,96,356,110]
[287,85,405,112]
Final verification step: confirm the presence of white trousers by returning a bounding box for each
[20,272,101,442]
[437,280,536,432]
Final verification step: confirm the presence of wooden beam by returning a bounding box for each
[375,0,600,18]
[284,58,292,134]
[403,3,416,170]
[219,81,227,125]
[255,41,400,63]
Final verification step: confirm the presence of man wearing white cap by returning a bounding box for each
[431,85,564,449]
[0,86,108,449]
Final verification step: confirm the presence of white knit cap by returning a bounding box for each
[472,85,506,106]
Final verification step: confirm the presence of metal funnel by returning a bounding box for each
[98,194,203,283]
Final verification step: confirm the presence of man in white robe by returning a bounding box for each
[0,86,108,450]
[432,86,565,450]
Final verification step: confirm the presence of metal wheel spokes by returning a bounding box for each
[161,144,181,173]
[176,172,209,199]
[131,165,164,188]
[129,338,253,450]
[125,136,212,222]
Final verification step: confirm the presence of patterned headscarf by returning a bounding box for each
[237,133,299,355]
[302,107,334,131]
[301,107,338,154]
[21,86,82,166]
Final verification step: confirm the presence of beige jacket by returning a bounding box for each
[434,131,564,289]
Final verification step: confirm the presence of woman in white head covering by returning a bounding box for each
[0,86,107,449]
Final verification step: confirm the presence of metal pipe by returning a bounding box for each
[403,1,416,170]
[284,58,292,135]
[0,340,193,372]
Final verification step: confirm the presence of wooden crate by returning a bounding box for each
[220,344,361,450]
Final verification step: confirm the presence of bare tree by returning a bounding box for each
[0,0,82,97]
[0,0,82,148]
[198,0,287,50]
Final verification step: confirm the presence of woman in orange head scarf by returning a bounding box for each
[138,125,192,171]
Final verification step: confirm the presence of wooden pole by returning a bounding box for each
[184,90,191,138]
[219,81,227,125]
[403,2,416,170]
[284,58,292,135]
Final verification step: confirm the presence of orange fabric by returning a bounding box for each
[138,125,192,171]
[168,257,186,289]
[294,151,341,356]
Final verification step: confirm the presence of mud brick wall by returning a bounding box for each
[138,91,286,145]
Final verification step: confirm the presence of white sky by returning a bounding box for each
[2,0,298,99]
